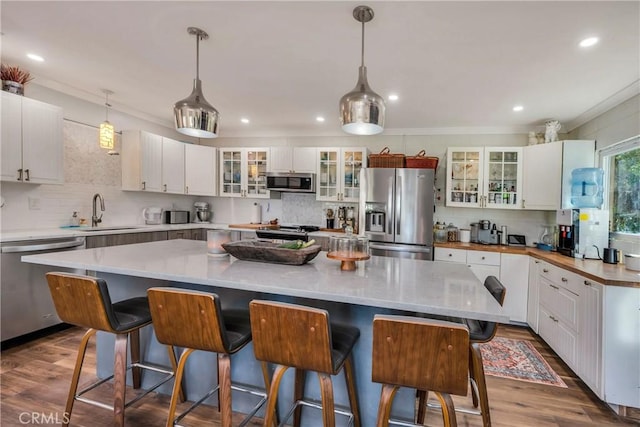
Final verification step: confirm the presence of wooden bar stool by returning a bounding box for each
[372,315,470,427]
[147,287,271,427]
[417,276,506,427]
[249,300,361,427]
[45,272,183,427]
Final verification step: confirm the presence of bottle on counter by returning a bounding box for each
[446,223,459,242]
[70,211,80,226]
[435,222,448,243]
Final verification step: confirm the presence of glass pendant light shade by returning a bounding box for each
[174,27,219,138]
[340,66,385,135]
[339,5,385,136]
[99,89,115,150]
[99,121,115,150]
[174,78,219,138]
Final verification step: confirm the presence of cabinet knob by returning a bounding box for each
[535,260,540,264]
[584,280,592,286]
[549,284,560,290]
[142,181,146,190]
[481,256,485,260]
[561,277,568,282]
[543,268,549,273]
[163,184,167,192]
[448,253,452,257]
[185,186,189,194]
[522,199,525,208]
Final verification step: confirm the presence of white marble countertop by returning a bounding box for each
[0,223,341,243]
[22,239,507,322]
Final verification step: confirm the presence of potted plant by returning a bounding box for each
[1,64,33,95]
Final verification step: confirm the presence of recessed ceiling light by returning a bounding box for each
[240,118,250,124]
[513,105,524,112]
[26,53,44,62]
[388,94,399,101]
[579,37,599,48]
[316,116,325,122]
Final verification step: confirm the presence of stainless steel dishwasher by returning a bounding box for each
[1,236,85,342]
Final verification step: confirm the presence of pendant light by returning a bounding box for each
[174,27,219,138]
[99,89,115,150]
[339,5,385,136]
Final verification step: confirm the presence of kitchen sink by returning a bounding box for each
[78,226,141,232]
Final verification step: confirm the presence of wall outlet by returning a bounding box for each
[28,197,41,210]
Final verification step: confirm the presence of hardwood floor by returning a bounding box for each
[1,325,637,426]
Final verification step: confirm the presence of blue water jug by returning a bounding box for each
[570,167,604,208]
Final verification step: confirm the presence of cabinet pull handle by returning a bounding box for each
[142,181,146,190]
[549,284,560,290]
[535,260,540,264]
[584,280,592,286]
[561,277,568,282]
[185,186,189,194]
[522,199,525,208]
[543,268,549,273]
[17,169,23,181]
[163,184,167,192]
[448,253,452,257]
[24,169,30,181]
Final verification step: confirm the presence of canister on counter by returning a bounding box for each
[446,223,459,242]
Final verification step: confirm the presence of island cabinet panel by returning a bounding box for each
[168,229,205,241]
[85,231,168,248]
[578,278,603,398]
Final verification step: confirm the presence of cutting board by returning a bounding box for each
[228,223,279,230]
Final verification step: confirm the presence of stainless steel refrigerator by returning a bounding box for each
[359,168,435,260]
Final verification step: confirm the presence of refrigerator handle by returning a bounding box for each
[396,175,402,235]
[387,175,394,237]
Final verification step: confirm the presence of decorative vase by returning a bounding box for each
[2,80,24,95]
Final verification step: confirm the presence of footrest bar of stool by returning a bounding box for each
[75,396,114,411]
[173,382,269,427]
[388,417,420,427]
[279,399,354,427]
[75,367,175,412]
[132,361,174,375]
[427,401,482,416]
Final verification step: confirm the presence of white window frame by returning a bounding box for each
[599,134,640,241]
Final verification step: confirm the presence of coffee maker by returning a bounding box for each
[194,202,211,223]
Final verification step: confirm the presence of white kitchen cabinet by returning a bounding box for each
[499,253,529,323]
[185,144,216,196]
[521,140,595,210]
[316,147,366,202]
[219,148,269,198]
[603,286,640,408]
[526,258,542,332]
[466,250,501,283]
[161,137,185,194]
[122,130,163,192]
[269,147,316,173]
[578,277,603,398]
[433,247,467,263]
[1,91,64,184]
[446,147,522,209]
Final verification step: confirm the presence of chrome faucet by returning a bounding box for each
[92,193,105,227]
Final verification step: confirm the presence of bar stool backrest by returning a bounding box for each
[147,288,230,353]
[249,300,334,373]
[46,272,117,333]
[372,315,470,396]
[471,276,507,343]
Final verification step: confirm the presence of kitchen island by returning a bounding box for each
[23,239,507,426]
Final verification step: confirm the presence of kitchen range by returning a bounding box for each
[255,224,319,242]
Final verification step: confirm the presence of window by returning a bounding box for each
[600,136,640,235]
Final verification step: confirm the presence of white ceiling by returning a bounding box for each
[2,1,639,137]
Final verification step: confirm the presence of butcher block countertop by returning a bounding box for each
[435,242,640,288]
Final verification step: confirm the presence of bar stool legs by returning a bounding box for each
[63,328,96,427]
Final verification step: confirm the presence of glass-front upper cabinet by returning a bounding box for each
[219,148,269,198]
[483,148,522,209]
[446,146,522,209]
[317,147,367,202]
[446,148,484,208]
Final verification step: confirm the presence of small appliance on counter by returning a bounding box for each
[556,208,609,259]
[477,220,498,245]
[165,210,190,224]
[193,202,211,223]
[143,207,163,225]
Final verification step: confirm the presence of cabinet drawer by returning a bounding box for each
[539,278,579,331]
[466,250,500,266]
[434,248,466,263]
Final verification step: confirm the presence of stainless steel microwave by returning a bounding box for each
[266,172,315,193]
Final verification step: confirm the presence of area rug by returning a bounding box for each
[479,337,567,388]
